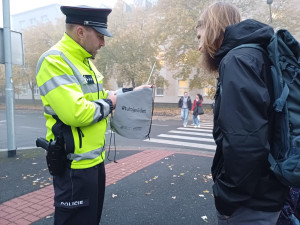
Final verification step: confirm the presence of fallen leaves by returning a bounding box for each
[199,194,207,200]
[112,194,117,198]
[145,176,159,184]
[201,215,208,223]
[19,172,53,188]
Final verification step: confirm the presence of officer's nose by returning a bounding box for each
[99,36,105,47]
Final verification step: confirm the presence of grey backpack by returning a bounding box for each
[110,88,154,139]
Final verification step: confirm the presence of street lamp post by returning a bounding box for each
[2,0,16,157]
[267,0,273,23]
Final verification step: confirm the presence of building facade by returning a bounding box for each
[12,4,61,32]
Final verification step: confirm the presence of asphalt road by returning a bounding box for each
[0,109,217,224]
[0,109,215,155]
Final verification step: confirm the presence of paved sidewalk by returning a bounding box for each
[0,148,215,225]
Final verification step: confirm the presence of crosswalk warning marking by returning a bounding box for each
[145,138,216,150]
[177,127,212,133]
[169,130,213,137]
[185,125,213,129]
[158,134,215,143]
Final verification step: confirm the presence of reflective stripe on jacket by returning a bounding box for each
[36,33,110,169]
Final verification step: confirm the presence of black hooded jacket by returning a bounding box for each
[211,19,289,216]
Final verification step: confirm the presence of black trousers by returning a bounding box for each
[53,162,106,225]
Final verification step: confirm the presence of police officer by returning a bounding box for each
[36,5,150,225]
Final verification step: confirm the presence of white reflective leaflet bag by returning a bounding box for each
[110,87,154,139]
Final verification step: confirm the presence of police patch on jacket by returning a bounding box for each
[83,75,95,84]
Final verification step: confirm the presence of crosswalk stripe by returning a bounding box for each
[200,125,213,128]
[145,138,216,150]
[185,125,213,129]
[169,130,213,137]
[177,127,212,133]
[158,134,215,143]
[152,124,169,127]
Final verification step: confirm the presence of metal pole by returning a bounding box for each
[3,0,16,157]
[269,4,272,23]
[146,61,156,85]
[267,0,273,23]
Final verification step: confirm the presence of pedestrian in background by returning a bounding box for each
[178,91,192,127]
[36,5,150,225]
[196,2,288,224]
[191,94,203,128]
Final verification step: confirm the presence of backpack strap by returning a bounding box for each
[232,43,289,113]
[273,83,289,112]
[232,43,266,54]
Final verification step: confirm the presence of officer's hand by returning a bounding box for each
[133,84,154,91]
[107,92,117,109]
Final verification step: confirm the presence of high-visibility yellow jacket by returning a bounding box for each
[36,33,112,169]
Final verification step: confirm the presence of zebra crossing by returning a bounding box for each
[144,122,216,152]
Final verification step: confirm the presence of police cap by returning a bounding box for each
[60,5,112,37]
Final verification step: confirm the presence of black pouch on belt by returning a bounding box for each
[36,136,67,176]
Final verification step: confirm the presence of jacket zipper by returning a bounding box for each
[85,58,101,99]
[76,127,84,148]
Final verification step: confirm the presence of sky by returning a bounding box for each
[0,0,133,26]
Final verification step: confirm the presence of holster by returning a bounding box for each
[36,136,67,176]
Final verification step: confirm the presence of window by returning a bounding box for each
[178,80,188,96]
[34,86,39,95]
[21,86,27,95]
[41,15,48,22]
[30,18,37,25]
[156,88,164,96]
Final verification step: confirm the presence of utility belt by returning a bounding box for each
[36,136,67,176]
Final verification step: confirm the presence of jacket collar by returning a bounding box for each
[58,33,92,61]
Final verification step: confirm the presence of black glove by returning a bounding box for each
[103,99,114,113]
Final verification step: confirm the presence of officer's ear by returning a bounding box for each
[76,25,85,40]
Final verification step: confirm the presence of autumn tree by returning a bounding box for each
[94,0,166,88]
[150,0,215,95]
[12,18,65,101]
[150,0,299,98]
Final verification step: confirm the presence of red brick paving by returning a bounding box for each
[0,150,212,224]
